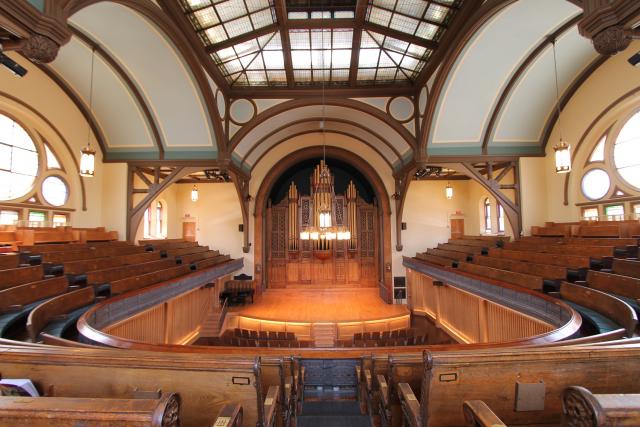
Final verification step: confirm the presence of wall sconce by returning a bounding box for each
[554,141,571,173]
[391,192,401,200]
[445,183,453,200]
[191,185,199,202]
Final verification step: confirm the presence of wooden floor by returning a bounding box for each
[235,288,408,323]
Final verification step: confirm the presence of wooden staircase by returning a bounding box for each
[312,324,337,347]
[198,306,224,338]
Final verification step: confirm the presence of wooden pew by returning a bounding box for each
[0,265,44,290]
[0,392,180,426]
[27,286,97,342]
[437,243,483,255]
[578,270,640,314]
[166,246,210,257]
[415,252,453,267]
[558,282,637,337]
[448,239,495,248]
[16,228,78,246]
[401,347,640,426]
[426,248,468,262]
[110,265,193,295]
[0,230,21,250]
[472,255,568,281]
[193,254,230,270]
[42,245,147,264]
[86,259,177,285]
[502,242,618,259]
[0,254,19,269]
[457,262,543,291]
[488,248,591,270]
[0,276,69,313]
[531,223,573,237]
[562,386,640,426]
[150,241,199,250]
[461,235,510,243]
[523,236,639,247]
[179,250,220,264]
[0,276,69,339]
[19,241,129,254]
[72,227,119,243]
[63,252,164,275]
[0,345,262,427]
[139,238,184,245]
[609,258,640,279]
[462,401,506,427]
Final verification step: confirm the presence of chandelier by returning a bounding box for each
[298,19,349,242]
[299,161,350,241]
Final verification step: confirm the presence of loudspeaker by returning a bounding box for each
[238,224,244,232]
[401,222,407,230]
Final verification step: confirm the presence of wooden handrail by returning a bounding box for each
[218,297,229,332]
[212,403,243,427]
[264,385,280,427]
[398,382,421,427]
[462,400,506,427]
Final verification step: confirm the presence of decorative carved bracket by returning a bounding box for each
[461,161,522,238]
[393,164,418,252]
[228,168,251,253]
[576,0,640,55]
[0,1,72,63]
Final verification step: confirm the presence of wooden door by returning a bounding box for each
[450,218,464,239]
[182,221,196,242]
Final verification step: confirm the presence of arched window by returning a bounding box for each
[143,208,151,238]
[0,113,73,225]
[497,204,505,234]
[577,109,640,218]
[484,198,492,233]
[156,201,163,237]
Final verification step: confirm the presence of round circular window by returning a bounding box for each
[42,176,68,206]
[581,169,610,200]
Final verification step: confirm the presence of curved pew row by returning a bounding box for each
[0,345,280,427]
[0,392,180,426]
[406,255,638,344]
[392,346,640,427]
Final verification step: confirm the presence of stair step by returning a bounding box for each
[297,415,370,427]
[300,401,361,416]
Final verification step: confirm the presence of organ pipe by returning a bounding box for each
[346,180,357,250]
[288,182,298,251]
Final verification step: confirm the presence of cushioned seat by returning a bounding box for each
[41,305,92,338]
[564,301,620,333]
[0,300,42,337]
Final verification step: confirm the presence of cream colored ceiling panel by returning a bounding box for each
[431,0,580,146]
[233,104,412,158]
[493,27,597,144]
[51,37,155,149]
[70,2,215,149]
[243,120,400,169]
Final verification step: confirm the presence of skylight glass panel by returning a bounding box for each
[225,16,252,37]
[290,29,353,85]
[332,50,351,68]
[263,50,285,69]
[396,1,427,18]
[216,0,245,21]
[288,11,308,19]
[311,11,331,19]
[204,25,227,44]
[292,50,311,68]
[416,22,439,40]
[389,14,419,34]
[425,4,449,23]
[251,10,273,29]
[187,0,210,8]
[245,0,270,12]
[359,48,380,67]
[334,11,355,18]
[369,7,392,26]
[193,7,219,28]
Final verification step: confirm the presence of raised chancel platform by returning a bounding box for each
[228,288,410,343]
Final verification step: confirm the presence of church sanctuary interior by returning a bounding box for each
[2,0,640,426]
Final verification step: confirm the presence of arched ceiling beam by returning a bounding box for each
[230,98,417,154]
[480,15,582,155]
[240,118,402,170]
[61,0,227,158]
[246,127,397,172]
[69,25,165,159]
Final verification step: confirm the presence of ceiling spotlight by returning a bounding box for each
[628,51,640,67]
[0,51,27,77]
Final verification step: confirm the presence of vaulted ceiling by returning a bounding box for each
[2,0,618,171]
